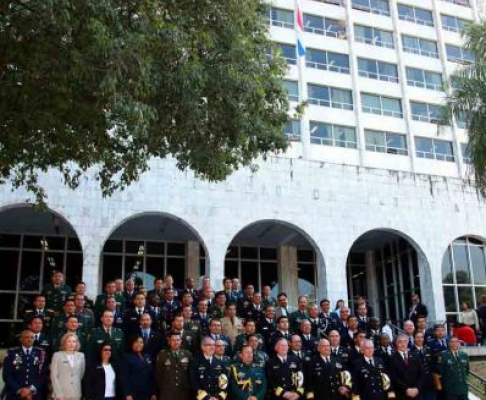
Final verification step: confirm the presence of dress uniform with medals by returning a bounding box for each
[331,346,351,370]
[189,354,229,400]
[2,346,48,400]
[352,356,395,400]
[266,353,305,399]
[439,349,469,400]
[305,355,352,400]
[41,284,72,313]
[230,361,267,400]
[156,348,193,400]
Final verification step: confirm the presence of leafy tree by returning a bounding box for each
[0,0,289,203]
[448,22,486,194]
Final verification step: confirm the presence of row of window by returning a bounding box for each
[312,0,470,8]
[285,121,470,162]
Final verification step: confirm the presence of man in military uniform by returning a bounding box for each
[73,293,95,333]
[289,334,313,364]
[27,317,52,359]
[210,291,227,320]
[290,296,310,334]
[410,332,435,400]
[53,316,88,352]
[247,334,269,368]
[308,304,329,338]
[156,332,193,400]
[88,310,125,362]
[122,292,154,337]
[23,295,56,332]
[374,333,394,369]
[193,299,211,336]
[439,337,469,400]
[262,285,277,309]
[266,338,305,399]
[182,305,201,335]
[215,339,233,368]
[242,293,265,323]
[94,281,124,320]
[305,338,352,400]
[234,319,264,353]
[104,296,124,329]
[268,316,292,354]
[50,298,76,337]
[258,305,277,343]
[329,330,351,370]
[237,285,255,316]
[230,344,267,400]
[2,330,48,400]
[352,339,395,400]
[41,270,72,313]
[189,336,229,400]
[299,319,317,353]
[171,314,199,353]
[223,277,239,304]
[318,299,337,336]
[159,288,182,328]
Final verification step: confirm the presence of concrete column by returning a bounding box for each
[81,238,102,299]
[208,240,227,291]
[365,250,379,319]
[315,251,327,301]
[419,251,441,322]
[278,245,299,310]
[187,240,201,282]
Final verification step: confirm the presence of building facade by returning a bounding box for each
[0,0,485,344]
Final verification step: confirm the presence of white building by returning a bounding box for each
[0,0,485,345]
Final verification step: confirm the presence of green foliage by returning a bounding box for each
[448,22,486,195]
[0,0,289,204]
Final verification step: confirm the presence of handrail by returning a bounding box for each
[468,370,486,398]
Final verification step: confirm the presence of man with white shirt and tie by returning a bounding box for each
[298,319,317,353]
[305,338,352,400]
[329,330,351,370]
[122,292,154,336]
[275,293,290,320]
[88,310,125,363]
[266,338,305,400]
[2,330,48,400]
[27,317,52,359]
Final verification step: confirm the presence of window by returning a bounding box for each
[415,137,455,161]
[313,0,344,6]
[283,80,299,102]
[358,58,398,83]
[442,237,486,323]
[402,35,439,58]
[354,25,394,49]
[410,101,446,124]
[365,130,408,155]
[362,93,403,118]
[303,14,346,39]
[352,0,390,16]
[269,8,294,29]
[398,4,434,26]
[406,68,443,91]
[441,0,470,7]
[308,84,354,110]
[455,110,468,129]
[461,143,471,164]
[306,49,350,74]
[285,120,301,141]
[274,43,297,65]
[446,44,474,64]
[310,122,357,148]
[441,15,470,32]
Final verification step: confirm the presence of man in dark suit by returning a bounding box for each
[257,305,277,342]
[389,334,425,400]
[299,319,317,353]
[409,294,428,325]
[2,330,48,400]
[122,293,155,337]
[192,299,211,337]
[122,278,137,310]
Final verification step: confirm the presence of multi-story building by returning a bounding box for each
[0,0,485,344]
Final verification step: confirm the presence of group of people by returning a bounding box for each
[2,271,471,400]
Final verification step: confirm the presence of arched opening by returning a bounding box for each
[0,204,83,345]
[346,229,430,326]
[224,220,323,305]
[101,213,208,291]
[442,235,486,324]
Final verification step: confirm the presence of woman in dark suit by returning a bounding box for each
[84,341,119,400]
[120,336,156,400]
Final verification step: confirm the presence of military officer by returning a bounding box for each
[171,314,199,353]
[410,332,435,400]
[308,304,329,338]
[262,285,277,309]
[23,295,56,332]
[247,334,269,368]
[328,330,351,370]
[88,309,125,363]
[2,330,48,400]
[215,339,233,369]
[234,319,264,353]
[305,338,352,400]
[159,288,182,327]
[122,292,154,337]
[182,305,201,335]
[189,336,229,400]
[352,339,395,400]
[193,299,211,337]
[94,281,124,320]
[230,344,267,400]
[267,316,292,354]
[53,316,88,352]
[73,293,95,333]
[50,299,76,337]
[439,337,469,400]
[156,332,193,400]
[27,317,52,359]
[210,291,227,320]
[41,270,72,313]
[266,338,305,399]
[257,306,277,343]
[290,296,310,334]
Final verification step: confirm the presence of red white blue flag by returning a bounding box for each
[295,0,306,56]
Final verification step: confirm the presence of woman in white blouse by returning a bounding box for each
[459,300,480,332]
[50,333,86,400]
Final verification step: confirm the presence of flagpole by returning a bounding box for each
[294,0,310,159]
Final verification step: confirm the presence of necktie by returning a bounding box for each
[282,358,286,364]
[26,349,30,356]
[143,330,149,343]
[369,359,373,366]
[404,353,409,366]
[35,334,39,341]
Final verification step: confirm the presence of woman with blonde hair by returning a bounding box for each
[50,332,86,400]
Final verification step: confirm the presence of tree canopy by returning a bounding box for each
[448,21,486,195]
[0,0,289,203]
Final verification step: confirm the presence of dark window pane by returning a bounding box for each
[470,245,486,285]
[260,248,277,260]
[167,243,186,256]
[42,252,66,286]
[0,234,20,248]
[200,258,206,277]
[241,261,259,289]
[0,293,16,319]
[102,255,123,287]
[65,253,83,289]
[44,236,65,251]
[261,262,278,288]
[443,285,457,312]
[166,257,186,287]
[298,250,315,263]
[126,241,145,255]
[241,247,258,259]
[200,245,206,258]
[19,251,41,292]
[67,237,82,251]
[226,246,239,259]
[146,242,165,255]
[103,240,123,253]
[442,247,454,283]
[0,250,19,290]
[18,294,34,318]
[453,244,471,283]
[146,257,165,283]
[225,260,239,281]
[125,256,143,279]
[23,235,44,250]
[298,263,316,286]
[0,322,23,347]
[457,286,473,306]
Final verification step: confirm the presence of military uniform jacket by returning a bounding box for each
[352,356,393,400]
[410,346,434,391]
[258,318,277,341]
[234,333,264,353]
[439,351,469,397]
[2,347,48,400]
[159,300,182,324]
[41,284,72,312]
[33,334,52,359]
[189,355,228,400]
[305,355,352,400]
[230,362,267,400]
[290,311,310,333]
[94,294,124,318]
[331,346,351,370]
[23,309,56,331]
[88,327,125,362]
[156,349,192,400]
[192,314,210,336]
[266,354,305,399]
